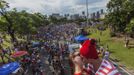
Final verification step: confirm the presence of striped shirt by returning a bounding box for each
[95,59,121,75]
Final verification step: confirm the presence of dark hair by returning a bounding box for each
[80,40,85,44]
[90,39,96,45]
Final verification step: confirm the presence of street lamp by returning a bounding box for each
[86,0,89,26]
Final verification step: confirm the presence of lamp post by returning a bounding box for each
[86,0,89,26]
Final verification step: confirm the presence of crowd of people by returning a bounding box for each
[0,23,79,75]
[0,22,121,75]
[37,23,78,75]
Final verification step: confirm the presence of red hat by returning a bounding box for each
[80,39,98,59]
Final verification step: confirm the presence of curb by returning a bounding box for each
[110,60,132,75]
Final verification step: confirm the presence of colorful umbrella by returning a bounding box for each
[11,51,28,58]
[74,35,89,43]
[0,62,20,75]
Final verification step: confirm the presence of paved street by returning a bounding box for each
[39,48,71,75]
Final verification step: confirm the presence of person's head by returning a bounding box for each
[80,39,98,64]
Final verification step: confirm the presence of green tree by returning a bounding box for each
[0,1,49,40]
[106,0,126,32]
[7,10,49,37]
[0,0,16,42]
[125,18,134,37]
[49,16,59,24]
[13,10,37,35]
[31,13,49,27]
[106,0,134,34]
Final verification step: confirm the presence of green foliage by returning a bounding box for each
[49,16,58,24]
[105,0,134,34]
[125,19,134,33]
[48,16,68,24]
[89,28,134,69]
[125,18,134,37]
[0,0,17,42]
[110,32,116,37]
[0,0,9,9]
[75,18,86,25]
[0,8,49,36]
[0,0,50,39]
[0,16,8,31]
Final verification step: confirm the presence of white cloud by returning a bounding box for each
[5,0,110,15]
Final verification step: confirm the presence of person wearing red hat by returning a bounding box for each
[79,39,121,75]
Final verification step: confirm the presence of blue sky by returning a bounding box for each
[5,0,110,15]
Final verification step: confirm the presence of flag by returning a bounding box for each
[95,59,121,75]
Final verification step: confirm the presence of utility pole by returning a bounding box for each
[86,0,89,26]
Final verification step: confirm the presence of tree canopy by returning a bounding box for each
[0,0,50,42]
[105,0,134,35]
